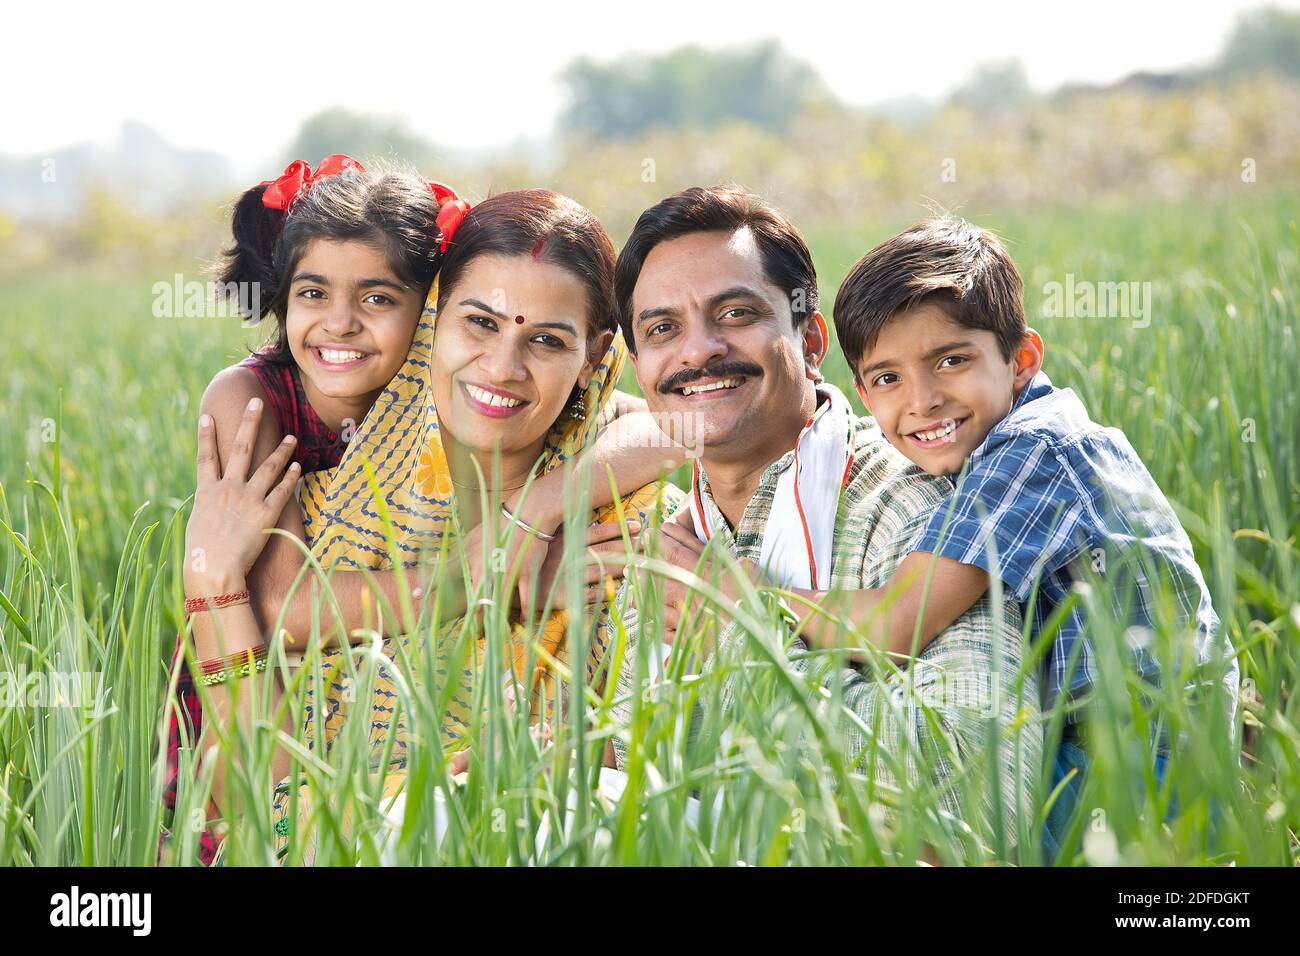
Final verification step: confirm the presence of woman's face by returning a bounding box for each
[284,238,425,409]
[430,252,613,464]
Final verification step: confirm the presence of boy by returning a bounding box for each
[796,217,1237,854]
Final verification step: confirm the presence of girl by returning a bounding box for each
[162,154,444,865]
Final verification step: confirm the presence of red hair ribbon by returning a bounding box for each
[260,154,365,211]
[427,180,471,254]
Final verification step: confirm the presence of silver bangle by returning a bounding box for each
[500,503,557,542]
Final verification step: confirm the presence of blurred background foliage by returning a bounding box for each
[3,6,1299,280]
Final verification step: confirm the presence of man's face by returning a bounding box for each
[628,228,823,460]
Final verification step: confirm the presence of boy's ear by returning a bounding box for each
[1013,328,1045,391]
[854,378,871,413]
[802,311,830,380]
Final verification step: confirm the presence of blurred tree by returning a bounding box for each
[65,184,160,265]
[283,109,438,166]
[559,40,829,138]
[1219,5,1300,78]
[950,59,1034,112]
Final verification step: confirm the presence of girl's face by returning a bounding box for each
[430,252,613,465]
[285,238,426,411]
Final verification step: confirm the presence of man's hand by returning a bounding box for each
[636,509,773,658]
[631,513,744,652]
[637,519,701,646]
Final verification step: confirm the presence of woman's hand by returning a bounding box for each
[461,514,639,617]
[184,398,300,593]
[528,520,640,614]
[459,509,545,603]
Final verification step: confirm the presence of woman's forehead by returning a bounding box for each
[447,253,590,324]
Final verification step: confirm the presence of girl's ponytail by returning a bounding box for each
[216,183,285,322]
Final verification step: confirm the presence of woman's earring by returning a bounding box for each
[569,391,587,420]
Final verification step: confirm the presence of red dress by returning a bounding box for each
[160,352,345,865]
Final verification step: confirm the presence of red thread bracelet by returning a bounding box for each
[185,590,251,614]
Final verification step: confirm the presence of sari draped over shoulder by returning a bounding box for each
[270,278,675,859]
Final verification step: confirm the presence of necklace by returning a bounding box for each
[448,475,529,494]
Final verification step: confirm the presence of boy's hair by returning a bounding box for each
[833,217,1025,377]
[613,184,818,354]
[218,163,444,366]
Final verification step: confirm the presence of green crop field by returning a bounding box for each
[1,192,1296,866]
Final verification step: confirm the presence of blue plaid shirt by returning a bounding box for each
[912,371,1237,716]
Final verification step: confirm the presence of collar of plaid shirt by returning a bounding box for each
[688,408,971,595]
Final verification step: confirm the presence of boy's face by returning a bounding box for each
[855,300,1040,476]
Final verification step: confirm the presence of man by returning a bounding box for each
[606,185,1042,853]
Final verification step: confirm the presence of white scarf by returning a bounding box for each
[646,382,856,722]
[686,382,856,590]
[644,393,861,768]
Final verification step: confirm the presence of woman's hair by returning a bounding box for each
[435,189,617,349]
[613,184,818,356]
[217,164,444,365]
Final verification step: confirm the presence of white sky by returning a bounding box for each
[3,0,1290,170]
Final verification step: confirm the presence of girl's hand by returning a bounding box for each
[184,399,300,592]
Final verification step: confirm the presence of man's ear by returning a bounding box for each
[1013,328,1045,393]
[802,310,830,380]
[579,329,616,389]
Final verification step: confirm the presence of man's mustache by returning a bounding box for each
[657,361,763,394]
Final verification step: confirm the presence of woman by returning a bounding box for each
[177,189,684,863]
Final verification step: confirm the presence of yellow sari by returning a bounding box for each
[268,280,673,859]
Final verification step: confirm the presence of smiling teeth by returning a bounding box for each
[318,348,365,364]
[466,384,523,408]
[914,421,957,442]
[681,378,740,396]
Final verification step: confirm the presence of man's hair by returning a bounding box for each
[833,217,1026,376]
[614,185,818,354]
